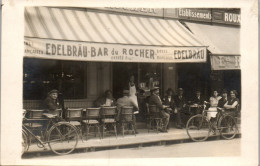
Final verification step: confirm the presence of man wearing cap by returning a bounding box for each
[148,87,170,132]
[174,88,187,129]
[116,89,138,133]
[42,89,61,115]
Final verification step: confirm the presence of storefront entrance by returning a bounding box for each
[112,62,138,99]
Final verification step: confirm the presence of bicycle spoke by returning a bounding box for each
[48,123,78,155]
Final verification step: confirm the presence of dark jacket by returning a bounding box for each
[148,94,163,110]
[42,96,61,112]
[192,95,205,105]
[163,95,176,109]
[218,97,229,108]
[174,95,186,109]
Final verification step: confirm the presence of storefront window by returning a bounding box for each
[23,58,85,100]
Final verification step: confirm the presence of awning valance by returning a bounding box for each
[24,7,207,63]
[185,22,240,70]
[185,22,240,55]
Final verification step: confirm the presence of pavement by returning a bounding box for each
[34,139,241,159]
[22,123,241,158]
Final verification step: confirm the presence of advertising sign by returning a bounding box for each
[210,55,240,70]
[24,37,207,63]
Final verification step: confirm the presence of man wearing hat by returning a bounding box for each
[116,89,138,133]
[42,89,61,115]
[148,87,170,132]
[174,88,187,129]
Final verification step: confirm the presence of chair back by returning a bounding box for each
[27,109,44,119]
[121,106,134,122]
[148,105,161,117]
[86,108,101,119]
[101,106,117,119]
[66,108,83,121]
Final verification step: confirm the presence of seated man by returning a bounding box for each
[42,89,61,116]
[148,87,170,132]
[94,90,116,107]
[116,90,138,133]
[191,90,205,115]
[162,88,176,114]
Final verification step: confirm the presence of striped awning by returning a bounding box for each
[24,7,207,63]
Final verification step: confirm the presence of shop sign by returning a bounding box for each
[212,11,240,25]
[24,37,207,63]
[178,8,212,22]
[98,7,163,17]
[210,55,240,70]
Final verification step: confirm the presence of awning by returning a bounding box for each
[185,22,240,70]
[24,7,207,63]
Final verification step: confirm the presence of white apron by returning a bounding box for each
[129,83,139,110]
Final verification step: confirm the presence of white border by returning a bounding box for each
[1,0,258,165]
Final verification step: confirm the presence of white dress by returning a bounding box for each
[129,83,139,111]
[207,96,221,120]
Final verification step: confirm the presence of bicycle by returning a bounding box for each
[22,110,79,155]
[186,103,238,142]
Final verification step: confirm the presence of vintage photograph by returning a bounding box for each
[21,6,242,160]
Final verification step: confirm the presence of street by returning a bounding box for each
[32,138,240,159]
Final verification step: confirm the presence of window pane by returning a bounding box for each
[23,58,85,100]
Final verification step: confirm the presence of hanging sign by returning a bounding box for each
[210,55,240,70]
[24,37,207,63]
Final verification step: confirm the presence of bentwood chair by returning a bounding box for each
[120,106,136,137]
[82,108,101,140]
[148,105,164,134]
[66,108,84,141]
[100,106,117,139]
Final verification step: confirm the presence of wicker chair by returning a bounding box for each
[120,106,135,137]
[82,108,101,140]
[100,106,117,139]
[66,108,84,141]
[148,105,164,133]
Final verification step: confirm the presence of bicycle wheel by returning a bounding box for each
[47,122,79,155]
[22,130,29,155]
[219,115,238,140]
[186,114,210,142]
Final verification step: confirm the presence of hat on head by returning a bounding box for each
[48,89,58,95]
[166,88,174,94]
[123,89,130,95]
[177,88,184,93]
[150,87,159,93]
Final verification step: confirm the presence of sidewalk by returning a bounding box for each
[23,125,241,157]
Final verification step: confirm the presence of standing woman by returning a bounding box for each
[207,90,222,120]
[128,75,139,112]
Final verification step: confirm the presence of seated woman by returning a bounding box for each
[94,90,116,107]
[207,90,222,121]
[224,90,239,116]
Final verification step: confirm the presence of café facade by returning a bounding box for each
[23,7,240,111]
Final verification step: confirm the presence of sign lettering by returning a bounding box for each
[24,37,207,63]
